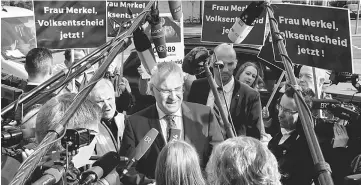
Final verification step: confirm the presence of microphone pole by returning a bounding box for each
[265,2,334,185]
[9,1,155,184]
[203,60,236,139]
[1,31,127,119]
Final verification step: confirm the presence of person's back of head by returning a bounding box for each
[35,93,101,151]
[155,140,206,185]
[25,48,53,82]
[206,136,281,185]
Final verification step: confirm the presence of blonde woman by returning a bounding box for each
[155,140,206,185]
[206,136,282,185]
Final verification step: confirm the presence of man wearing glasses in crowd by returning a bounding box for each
[267,85,316,185]
[119,62,224,185]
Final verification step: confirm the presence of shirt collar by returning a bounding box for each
[281,127,295,136]
[218,76,234,93]
[156,103,182,119]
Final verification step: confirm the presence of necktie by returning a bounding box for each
[164,115,179,142]
[215,87,229,119]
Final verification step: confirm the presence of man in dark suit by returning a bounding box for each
[187,43,265,139]
[119,62,224,185]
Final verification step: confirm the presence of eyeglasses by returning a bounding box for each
[153,85,183,96]
[276,104,298,115]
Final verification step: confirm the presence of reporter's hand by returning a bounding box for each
[137,66,146,76]
[262,107,270,119]
[332,123,349,148]
[21,148,34,161]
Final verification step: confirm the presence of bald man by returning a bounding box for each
[188,43,265,139]
[88,78,125,153]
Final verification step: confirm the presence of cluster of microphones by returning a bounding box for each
[30,129,159,185]
[134,0,182,76]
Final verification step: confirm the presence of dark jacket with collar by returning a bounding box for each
[268,122,315,185]
[187,77,264,139]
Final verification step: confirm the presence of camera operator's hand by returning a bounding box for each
[332,122,349,148]
[21,148,34,162]
[262,107,270,119]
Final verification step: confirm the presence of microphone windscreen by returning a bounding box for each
[133,28,152,52]
[168,0,182,21]
[151,22,167,58]
[134,128,159,160]
[183,47,209,75]
[92,151,120,177]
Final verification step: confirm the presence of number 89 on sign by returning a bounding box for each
[153,46,176,53]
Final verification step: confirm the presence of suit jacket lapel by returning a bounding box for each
[147,105,166,149]
[182,103,195,143]
[230,81,241,116]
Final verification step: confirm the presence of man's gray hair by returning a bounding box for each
[35,93,101,151]
[147,62,184,95]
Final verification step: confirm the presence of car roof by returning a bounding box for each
[1,6,34,18]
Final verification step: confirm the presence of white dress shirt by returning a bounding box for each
[156,103,183,142]
[279,128,296,145]
[206,77,235,118]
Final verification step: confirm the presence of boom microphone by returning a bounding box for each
[311,98,341,109]
[168,0,182,21]
[149,7,167,58]
[79,151,120,185]
[228,1,265,44]
[133,27,157,75]
[182,47,213,75]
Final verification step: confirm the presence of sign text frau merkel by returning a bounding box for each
[34,1,106,49]
[258,4,352,73]
[202,1,266,46]
[107,1,148,37]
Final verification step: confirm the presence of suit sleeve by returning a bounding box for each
[247,92,265,139]
[119,118,155,185]
[187,81,197,103]
[208,107,225,149]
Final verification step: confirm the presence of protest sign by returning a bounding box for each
[107,1,148,37]
[258,4,353,73]
[201,1,266,46]
[34,1,106,49]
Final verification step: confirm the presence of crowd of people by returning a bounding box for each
[4,42,361,185]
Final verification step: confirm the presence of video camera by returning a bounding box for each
[330,71,361,92]
[1,127,94,162]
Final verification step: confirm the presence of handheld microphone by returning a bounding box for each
[32,165,65,185]
[168,0,182,21]
[133,27,157,75]
[2,127,35,147]
[120,128,159,177]
[149,7,167,58]
[311,98,341,109]
[228,1,265,44]
[182,47,213,75]
[79,151,120,185]
[96,128,159,185]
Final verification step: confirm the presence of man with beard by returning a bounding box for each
[188,43,265,139]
